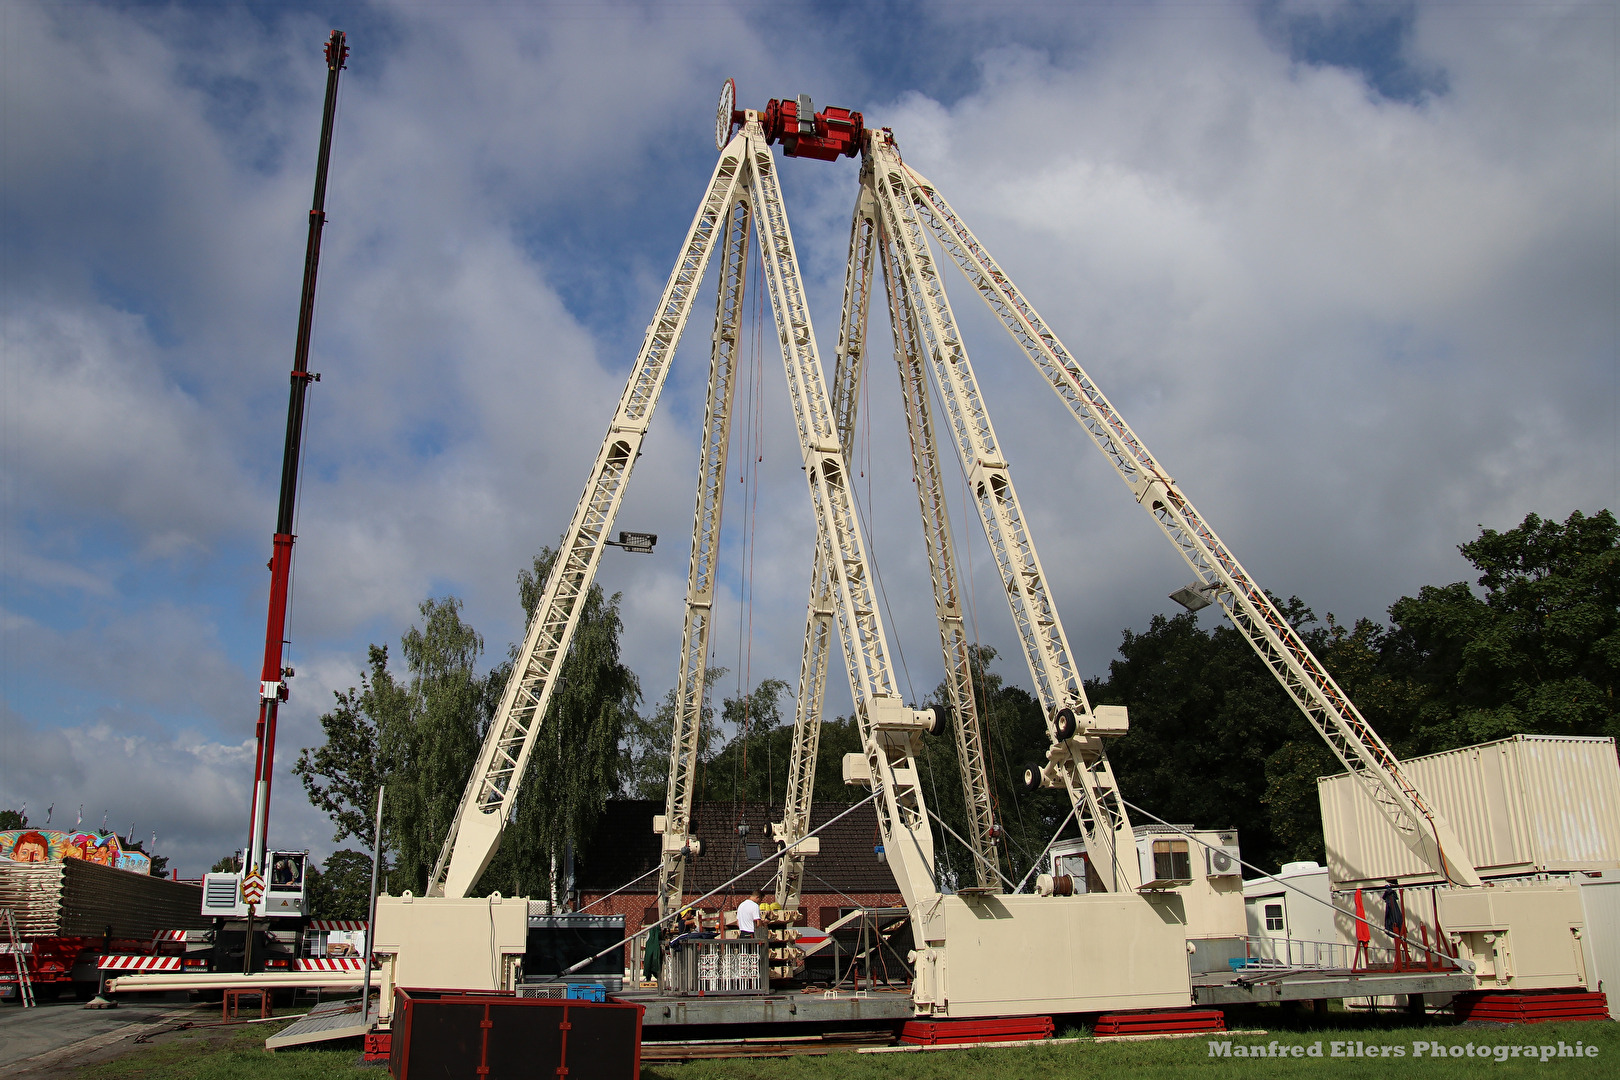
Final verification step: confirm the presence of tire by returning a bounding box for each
[73,981,96,1002]
[1053,708,1077,741]
[1021,764,1044,793]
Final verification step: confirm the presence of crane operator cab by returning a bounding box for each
[201,850,309,918]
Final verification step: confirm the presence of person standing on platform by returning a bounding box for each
[736,889,763,940]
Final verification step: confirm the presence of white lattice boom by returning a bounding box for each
[895,157,1481,889]
[433,82,1480,923]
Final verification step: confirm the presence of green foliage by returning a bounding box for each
[699,678,794,803]
[480,548,641,898]
[620,667,728,801]
[1091,509,1620,872]
[294,598,495,896]
[209,854,241,874]
[293,645,397,847]
[1098,597,1324,871]
[307,849,377,920]
[914,646,1068,888]
[388,596,491,893]
[0,808,27,830]
[1384,509,1620,750]
[296,546,636,901]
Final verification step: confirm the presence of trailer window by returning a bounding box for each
[1151,839,1191,881]
[1265,903,1284,931]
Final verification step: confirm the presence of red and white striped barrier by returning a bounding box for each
[296,957,365,972]
[307,919,369,932]
[151,929,191,942]
[99,955,182,972]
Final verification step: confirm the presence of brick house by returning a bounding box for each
[574,799,904,966]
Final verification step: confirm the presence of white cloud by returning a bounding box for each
[1,1,1614,874]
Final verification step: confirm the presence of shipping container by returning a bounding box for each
[1318,735,1620,887]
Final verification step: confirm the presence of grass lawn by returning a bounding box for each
[67,1011,1617,1079]
[644,1022,1618,1080]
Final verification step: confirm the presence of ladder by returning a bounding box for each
[1,907,35,1008]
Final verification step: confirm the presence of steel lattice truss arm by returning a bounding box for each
[656,196,753,919]
[898,160,1482,888]
[429,139,751,899]
[867,135,1139,891]
[868,167,1002,891]
[739,119,939,917]
[773,182,878,914]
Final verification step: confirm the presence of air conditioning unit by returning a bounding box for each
[1205,844,1241,877]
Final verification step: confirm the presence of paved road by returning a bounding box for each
[0,995,192,1072]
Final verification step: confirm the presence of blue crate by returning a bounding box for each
[565,982,607,1002]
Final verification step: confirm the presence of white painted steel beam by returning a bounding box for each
[900,159,1483,889]
[430,133,752,898]
[868,134,1137,891]
[774,180,878,915]
[657,193,753,920]
[866,152,1001,891]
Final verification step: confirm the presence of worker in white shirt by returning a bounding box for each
[735,888,764,940]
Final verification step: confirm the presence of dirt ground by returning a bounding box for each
[0,998,323,1079]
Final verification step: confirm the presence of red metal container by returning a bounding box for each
[388,988,643,1080]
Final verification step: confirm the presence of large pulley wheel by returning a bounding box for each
[1021,763,1044,793]
[1053,707,1077,741]
[716,78,736,150]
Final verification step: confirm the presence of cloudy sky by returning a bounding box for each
[1,0,1614,876]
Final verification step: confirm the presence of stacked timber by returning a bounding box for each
[0,857,206,939]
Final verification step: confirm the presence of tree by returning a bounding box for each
[210,854,242,874]
[481,548,641,899]
[916,646,1070,888]
[620,667,727,801]
[386,596,491,893]
[296,546,639,901]
[0,809,26,830]
[293,645,400,846]
[294,597,492,895]
[699,678,793,804]
[307,849,377,920]
[1095,597,1332,872]
[1382,509,1620,751]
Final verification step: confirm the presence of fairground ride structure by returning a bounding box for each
[408,82,1497,1019]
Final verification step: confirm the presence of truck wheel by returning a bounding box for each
[73,981,97,1002]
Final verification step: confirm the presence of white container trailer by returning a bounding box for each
[1318,735,1620,888]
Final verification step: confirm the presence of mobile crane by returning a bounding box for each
[377,81,1598,1021]
[195,30,350,969]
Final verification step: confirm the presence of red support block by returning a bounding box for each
[363,1031,391,1062]
[1093,1009,1227,1036]
[900,1015,1054,1045]
[1454,991,1609,1025]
